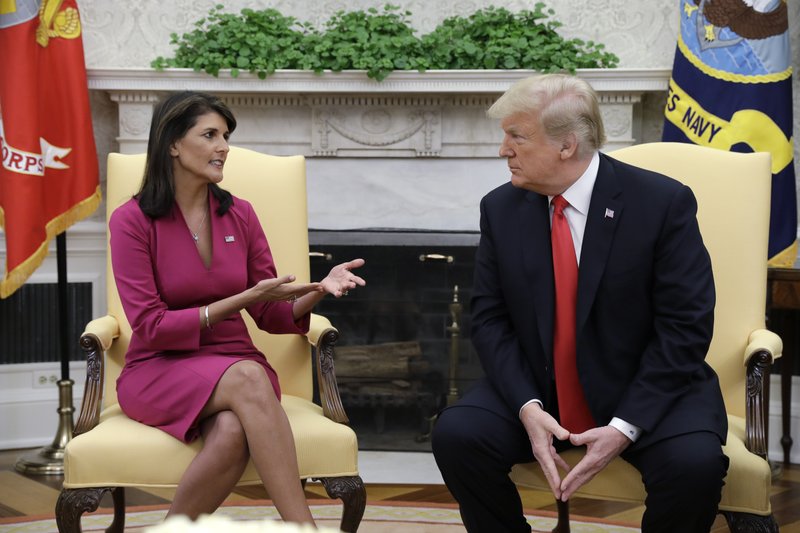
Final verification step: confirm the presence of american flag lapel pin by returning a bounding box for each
[224,235,235,243]
[604,208,615,219]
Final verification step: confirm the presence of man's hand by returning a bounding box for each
[559,426,631,501]
[519,403,571,500]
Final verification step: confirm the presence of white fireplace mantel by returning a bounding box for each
[88,67,671,233]
[88,67,670,156]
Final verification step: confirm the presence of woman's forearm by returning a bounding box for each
[198,287,258,329]
[291,290,326,320]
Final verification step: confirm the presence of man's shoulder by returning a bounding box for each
[601,152,685,194]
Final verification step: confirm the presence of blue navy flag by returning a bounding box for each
[663,0,796,266]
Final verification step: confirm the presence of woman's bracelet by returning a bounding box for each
[204,305,212,329]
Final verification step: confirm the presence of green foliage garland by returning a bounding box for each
[152,3,619,81]
[306,7,429,79]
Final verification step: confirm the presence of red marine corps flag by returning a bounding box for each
[0,0,100,298]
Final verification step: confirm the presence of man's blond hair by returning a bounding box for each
[488,74,606,159]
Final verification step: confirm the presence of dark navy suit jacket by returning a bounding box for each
[468,153,727,449]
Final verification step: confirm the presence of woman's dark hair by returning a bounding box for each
[137,91,236,218]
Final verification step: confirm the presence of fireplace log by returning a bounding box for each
[335,341,427,379]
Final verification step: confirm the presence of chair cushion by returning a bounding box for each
[63,395,358,488]
[510,415,771,515]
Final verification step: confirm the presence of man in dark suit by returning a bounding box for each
[432,74,729,533]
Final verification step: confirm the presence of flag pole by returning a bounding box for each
[15,232,75,475]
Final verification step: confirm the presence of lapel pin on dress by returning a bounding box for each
[604,208,615,219]
[224,235,235,243]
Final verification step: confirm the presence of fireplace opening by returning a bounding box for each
[309,233,484,452]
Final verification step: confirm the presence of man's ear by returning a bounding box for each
[559,133,578,160]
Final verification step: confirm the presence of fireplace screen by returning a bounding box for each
[309,240,482,451]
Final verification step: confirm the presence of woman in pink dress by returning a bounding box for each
[109,91,365,526]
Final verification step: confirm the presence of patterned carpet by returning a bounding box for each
[0,500,641,533]
[3,446,800,532]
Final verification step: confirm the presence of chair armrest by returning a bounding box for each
[83,315,120,351]
[744,328,782,365]
[74,316,120,436]
[307,313,349,424]
[743,328,782,458]
[307,313,335,347]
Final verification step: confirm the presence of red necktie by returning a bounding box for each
[551,195,594,433]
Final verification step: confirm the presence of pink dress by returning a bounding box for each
[109,192,309,442]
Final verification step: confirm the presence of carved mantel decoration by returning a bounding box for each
[89,68,671,157]
[312,98,443,157]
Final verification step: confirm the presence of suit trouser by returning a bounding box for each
[432,394,729,533]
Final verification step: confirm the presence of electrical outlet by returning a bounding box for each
[32,370,59,389]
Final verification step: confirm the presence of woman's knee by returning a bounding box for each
[213,411,247,446]
[220,361,278,405]
[201,411,249,464]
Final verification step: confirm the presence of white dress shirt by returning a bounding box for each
[518,152,642,442]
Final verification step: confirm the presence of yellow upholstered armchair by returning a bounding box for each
[55,147,366,532]
[511,142,781,532]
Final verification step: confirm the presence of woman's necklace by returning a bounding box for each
[190,207,208,244]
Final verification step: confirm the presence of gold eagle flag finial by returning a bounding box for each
[693,0,788,41]
[36,0,81,47]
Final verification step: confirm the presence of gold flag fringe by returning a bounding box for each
[0,186,102,299]
[768,239,799,268]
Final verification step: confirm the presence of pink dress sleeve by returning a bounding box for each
[109,201,201,352]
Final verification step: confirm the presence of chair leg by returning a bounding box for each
[721,510,778,533]
[56,487,125,533]
[319,475,367,533]
[552,499,570,533]
[108,487,126,533]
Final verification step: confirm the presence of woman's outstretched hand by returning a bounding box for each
[251,274,323,302]
[320,258,366,297]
